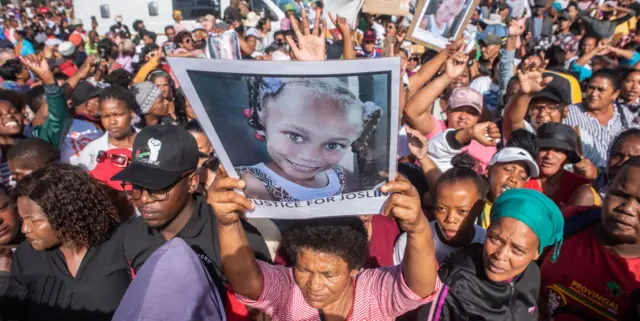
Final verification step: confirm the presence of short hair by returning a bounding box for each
[591,68,621,92]
[164,25,175,33]
[506,129,540,160]
[545,46,566,69]
[132,19,144,32]
[140,43,160,60]
[53,72,68,82]
[104,69,133,88]
[99,85,136,111]
[257,18,269,30]
[143,31,157,43]
[26,85,46,113]
[12,164,121,248]
[0,59,22,81]
[7,138,59,169]
[281,217,369,270]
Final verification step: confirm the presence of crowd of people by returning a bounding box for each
[0,0,638,320]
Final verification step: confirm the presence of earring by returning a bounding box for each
[254,132,265,141]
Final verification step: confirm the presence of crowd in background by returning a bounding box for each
[0,0,638,320]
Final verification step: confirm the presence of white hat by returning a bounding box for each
[191,23,205,31]
[45,38,62,46]
[489,147,540,178]
[482,13,505,26]
[245,27,258,38]
[58,41,76,57]
[243,11,260,28]
[72,18,83,26]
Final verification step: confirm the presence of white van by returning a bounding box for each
[72,0,287,37]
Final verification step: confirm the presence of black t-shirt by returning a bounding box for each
[122,195,271,298]
[0,226,130,321]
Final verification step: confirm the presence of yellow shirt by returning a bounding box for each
[481,201,493,229]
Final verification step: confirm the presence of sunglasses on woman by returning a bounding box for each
[96,150,131,168]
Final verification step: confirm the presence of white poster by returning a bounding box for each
[407,0,479,51]
[169,58,400,219]
[322,0,364,29]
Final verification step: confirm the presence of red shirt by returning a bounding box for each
[540,225,640,321]
[366,215,400,268]
[533,170,591,208]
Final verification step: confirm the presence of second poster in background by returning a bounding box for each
[170,58,400,219]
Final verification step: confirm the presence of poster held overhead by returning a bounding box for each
[362,0,411,16]
[169,58,400,219]
[406,0,479,51]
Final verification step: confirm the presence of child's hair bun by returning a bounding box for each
[451,152,477,170]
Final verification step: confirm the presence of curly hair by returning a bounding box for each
[12,164,121,248]
[99,85,136,111]
[281,217,369,270]
[0,59,23,81]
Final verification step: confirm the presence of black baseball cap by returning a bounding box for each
[532,72,573,105]
[112,124,199,190]
[537,123,581,164]
[71,80,103,107]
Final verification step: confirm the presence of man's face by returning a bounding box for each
[82,97,101,118]
[601,164,640,245]
[481,43,500,61]
[529,99,566,128]
[536,148,568,178]
[131,173,198,229]
[585,76,619,111]
[363,40,375,53]
[435,0,463,25]
[581,37,596,54]
[166,28,176,41]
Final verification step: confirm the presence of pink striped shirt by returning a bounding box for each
[236,261,442,321]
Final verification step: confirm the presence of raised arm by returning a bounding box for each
[407,40,463,98]
[328,12,355,60]
[405,126,441,201]
[381,176,437,298]
[502,67,552,140]
[404,51,468,135]
[208,169,263,300]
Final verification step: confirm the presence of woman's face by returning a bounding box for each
[623,72,640,103]
[434,180,483,243]
[407,56,419,71]
[450,68,470,89]
[246,36,257,52]
[581,37,597,54]
[487,162,530,201]
[17,196,60,251]
[385,23,396,37]
[181,36,194,50]
[263,91,362,183]
[0,192,19,245]
[483,217,540,282]
[147,95,169,117]
[601,164,640,245]
[13,31,22,41]
[536,148,568,178]
[446,106,479,129]
[143,34,154,45]
[100,98,133,140]
[153,76,172,99]
[0,101,24,136]
[585,76,619,112]
[294,248,356,309]
[608,134,640,180]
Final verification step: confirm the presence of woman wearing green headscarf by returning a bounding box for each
[404,188,564,321]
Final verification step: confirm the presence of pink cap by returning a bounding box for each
[448,87,483,114]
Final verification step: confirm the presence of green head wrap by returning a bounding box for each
[490,189,564,262]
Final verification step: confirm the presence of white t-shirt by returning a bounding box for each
[60,119,104,166]
[78,128,139,170]
[393,221,486,265]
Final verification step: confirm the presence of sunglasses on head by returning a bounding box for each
[96,150,131,168]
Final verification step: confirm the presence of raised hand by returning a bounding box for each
[286,9,327,61]
[470,122,502,147]
[19,55,54,85]
[508,17,526,37]
[406,126,428,160]
[208,167,253,227]
[447,38,466,52]
[444,51,468,80]
[328,12,350,39]
[380,175,428,234]
[516,67,553,94]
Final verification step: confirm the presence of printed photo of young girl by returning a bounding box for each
[171,59,399,219]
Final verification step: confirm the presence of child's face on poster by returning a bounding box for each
[263,92,362,181]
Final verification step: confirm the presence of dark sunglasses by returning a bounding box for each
[183,38,193,44]
[96,150,131,168]
[409,56,420,62]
